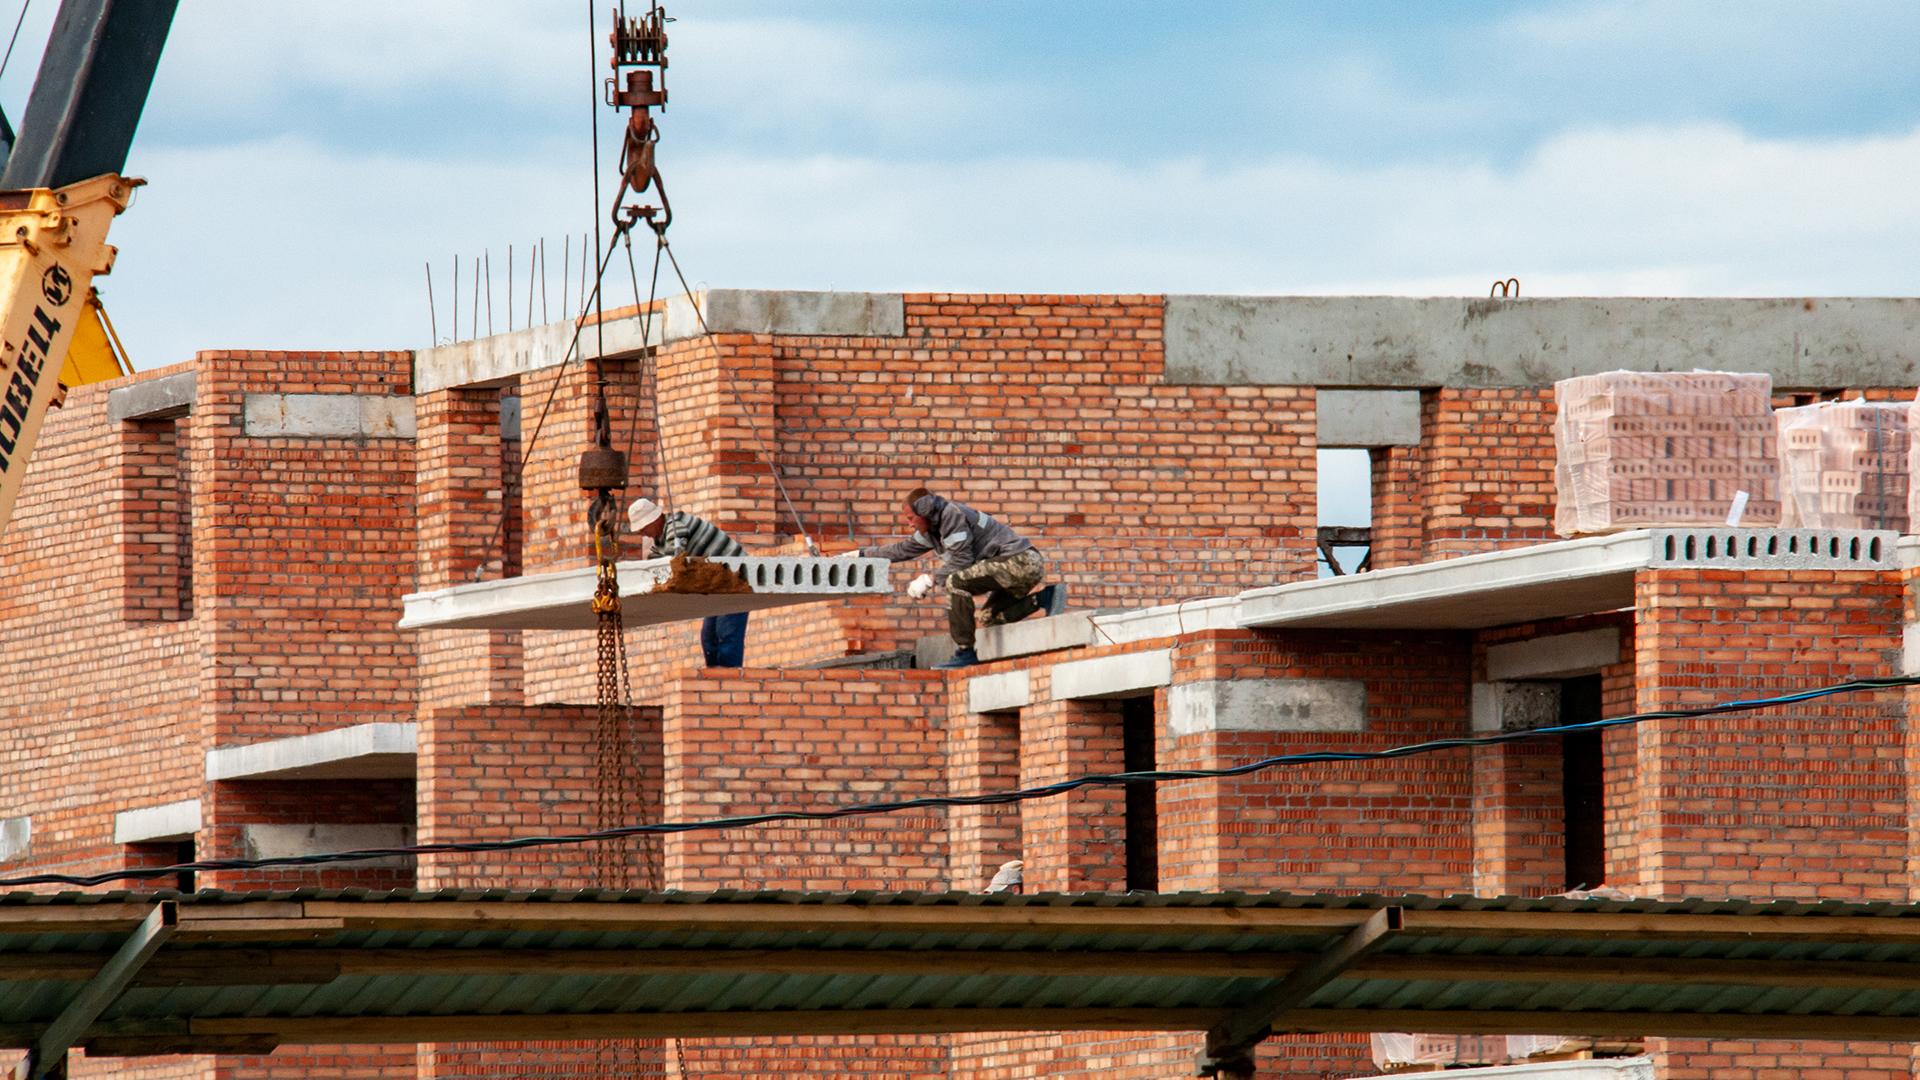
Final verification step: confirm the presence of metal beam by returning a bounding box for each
[1,0,178,190]
[28,901,176,1079]
[1199,906,1402,1078]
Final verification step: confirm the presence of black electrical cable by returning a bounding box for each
[3,675,1912,890]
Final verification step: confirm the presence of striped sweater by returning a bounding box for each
[659,510,745,559]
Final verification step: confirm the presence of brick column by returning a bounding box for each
[415,386,523,707]
[945,685,1023,892]
[1633,566,1907,1078]
[1018,691,1127,895]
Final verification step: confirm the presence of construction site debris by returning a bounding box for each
[1553,370,1780,536]
[1776,399,1909,531]
[654,555,753,595]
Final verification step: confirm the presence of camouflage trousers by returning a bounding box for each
[947,549,1045,650]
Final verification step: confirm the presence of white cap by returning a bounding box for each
[627,497,662,531]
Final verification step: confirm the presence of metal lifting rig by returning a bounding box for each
[582,3,673,884]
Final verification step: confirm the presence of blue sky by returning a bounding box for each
[1,0,1915,368]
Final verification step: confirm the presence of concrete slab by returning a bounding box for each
[1316,389,1421,447]
[1164,295,1920,389]
[106,371,194,421]
[1088,597,1239,647]
[1486,628,1622,681]
[243,394,415,439]
[967,670,1031,713]
[206,722,418,781]
[1050,649,1172,701]
[399,556,890,632]
[1169,678,1366,735]
[241,824,415,869]
[113,799,201,844]
[1238,528,1897,631]
[978,609,1122,661]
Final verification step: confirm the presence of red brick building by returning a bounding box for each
[3,292,1919,1077]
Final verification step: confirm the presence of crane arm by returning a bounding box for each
[0,0,176,535]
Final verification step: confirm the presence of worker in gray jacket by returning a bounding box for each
[853,487,1058,669]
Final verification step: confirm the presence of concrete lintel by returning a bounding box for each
[1899,535,1920,571]
[106,370,194,421]
[967,670,1031,714]
[241,824,415,869]
[1088,597,1240,646]
[243,393,416,439]
[414,289,905,393]
[1358,1057,1655,1080]
[1470,681,1563,733]
[414,313,662,394]
[113,799,201,844]
[500,394,522,440]
[978,609,1121,662]
[1906,624,1920,678]
[400,556,890,632]
[1170,678,1367,735]
[1164,295,1920,389]
[1050,649,1172,701]
[1316,389,1421,447]
[703,289,905,337]
[1486,628,1622,681]
[0,815,27,862]
[206,722,418,781]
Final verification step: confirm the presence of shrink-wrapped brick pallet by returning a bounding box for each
[1553,370,1780,536]
[1777,400,1909,531]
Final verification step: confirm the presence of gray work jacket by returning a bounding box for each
[862,497,1035,584]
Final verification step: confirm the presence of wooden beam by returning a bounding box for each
[29,902,176,1080]
[1203,906,1401,1072]
[1354,952,1920,990]
[296,899,1373,937]
[85,1034,278,1058]
[1399,908,1920,944]
[185,1007,1227,1044]
[1276,1007,1920,1042]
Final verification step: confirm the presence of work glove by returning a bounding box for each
[907,573,935,600]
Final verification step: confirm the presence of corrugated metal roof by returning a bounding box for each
[1,889,1919,1061]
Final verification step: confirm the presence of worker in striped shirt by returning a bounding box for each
[627,498,749,668]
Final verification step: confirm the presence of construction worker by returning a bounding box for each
[628,497,749,668]
[850,487,1058,670]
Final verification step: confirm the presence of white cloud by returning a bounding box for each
[97,120,1920,367]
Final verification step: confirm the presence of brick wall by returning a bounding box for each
[1633,567,1908,1078]
[662,668,948,1078]
[415,702,666,1077]
[0,366,205,888]
[193,351,417,749]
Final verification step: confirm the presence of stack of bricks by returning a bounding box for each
[1776,400,1910,530]
[1553,371,1780,536]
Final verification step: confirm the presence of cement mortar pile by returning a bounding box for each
[1777,399,1909,531]
[654,555,753,595]
[1553,370,1780,536]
